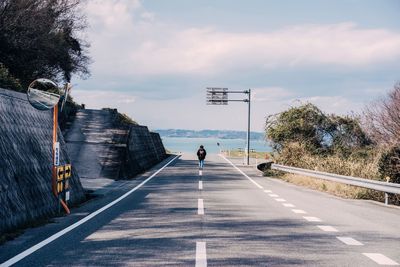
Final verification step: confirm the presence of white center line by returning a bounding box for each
[198,199,204,215]
[263,190,272,193]
[336,237,363,246]
[199,181,203,190]
[317,225,338,232]
[219,155,263,189]
[283,203,295,208]
[0,155,181,267]
[303,216,322,222]
[196,242,207,267]
[292,209,307,214]
[269,194,279,198]
[363,253,399,265]
[275,198,286,202]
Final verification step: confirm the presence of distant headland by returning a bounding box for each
[155,129,265,140]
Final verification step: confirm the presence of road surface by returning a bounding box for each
[1,154,399,266]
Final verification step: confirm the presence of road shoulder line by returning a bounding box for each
[219,154,263,189]
[0,155,180,267]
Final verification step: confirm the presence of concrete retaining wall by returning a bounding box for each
[121,126,167,178]
[0,89,85,234]
[65,109,167,182]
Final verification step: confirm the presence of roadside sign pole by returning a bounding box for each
[246,89,251,166]
[52,104,58,197]
[52,104,70,214]
[206,87,252,165]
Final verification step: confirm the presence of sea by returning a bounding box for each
[161,137,272,154]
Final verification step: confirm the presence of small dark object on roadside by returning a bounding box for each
[257,161,273,172]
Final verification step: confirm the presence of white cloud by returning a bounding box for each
[292,96,363,115]
[82,0,400,77]
[76,1,397,131]
[253,87,294,102]
[73,89,136,110]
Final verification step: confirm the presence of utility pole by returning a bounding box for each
[206,87,252,165]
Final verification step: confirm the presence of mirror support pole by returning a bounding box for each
[52,105,58,197]
[52,105,70,214]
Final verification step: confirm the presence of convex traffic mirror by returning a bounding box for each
[27,78,61,111]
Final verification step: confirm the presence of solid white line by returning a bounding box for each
[196,242,207,267]
[269,194,279,198]
[363,253,399,265]
[199,181,203,190]
[283,203,295,208]
[303,216,322,222]
[198,199,204,215]
[336,236,363,246]
[0,155,180,267]
[292,209,307,214]
[275,198,286,202]
[317,225,338,232]
[263,190,272,193]
[219,155,263,189]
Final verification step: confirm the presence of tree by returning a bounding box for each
[363,83,400,147]
[0,0,90,89]
[265,103,371,155]
[265,103,331,153]
[329,115,372,156]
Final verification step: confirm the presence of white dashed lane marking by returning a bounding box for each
[220,154,399,266]
[282,203,295,208]
[198,199,204,215]
[336,237,363,246]
[195,242,207,267]
[292,209,307,214]
[317,225,338,232]
[199,181,203,190]
[303,216,322,222]
[362,253,399,265]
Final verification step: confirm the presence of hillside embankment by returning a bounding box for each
[0,89,167,235]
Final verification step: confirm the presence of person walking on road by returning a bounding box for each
[197,145,207,169]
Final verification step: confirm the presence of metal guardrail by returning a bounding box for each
[272,164,400,195]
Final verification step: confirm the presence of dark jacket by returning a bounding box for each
[197,148,207,160]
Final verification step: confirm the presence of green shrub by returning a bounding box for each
[379,146,400,184]
[0,64,23,92]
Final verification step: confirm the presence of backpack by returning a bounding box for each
[199,149,205,158]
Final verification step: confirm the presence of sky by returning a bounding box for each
[72,0,400,132]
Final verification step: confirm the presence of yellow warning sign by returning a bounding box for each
[64,164,72,178]
[57,166,65,181]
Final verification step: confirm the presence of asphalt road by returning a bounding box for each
[1,154,399,266]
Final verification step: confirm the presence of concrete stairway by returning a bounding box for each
[64,109,166,190]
